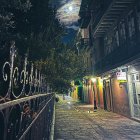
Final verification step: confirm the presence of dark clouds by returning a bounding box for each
[50,0,81,43]
[51,0,81,30]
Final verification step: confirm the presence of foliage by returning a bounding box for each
[0,0,31,43]
[0,0,86,93]
[35,44,86,93]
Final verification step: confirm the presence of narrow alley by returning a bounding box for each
[1,0,140,140]
[54,95,140,140]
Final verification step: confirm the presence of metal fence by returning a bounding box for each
[0,42,55,140]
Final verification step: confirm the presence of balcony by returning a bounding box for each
[94,34,140,75]
[92,0,135,37]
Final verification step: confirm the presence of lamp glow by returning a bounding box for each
[91,78,96,83]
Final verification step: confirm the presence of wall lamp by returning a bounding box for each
[91,78,96,83]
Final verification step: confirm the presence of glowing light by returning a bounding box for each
[69,6,73,11]
[91,78,96,83]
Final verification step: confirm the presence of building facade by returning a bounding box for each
[78,0,140,119]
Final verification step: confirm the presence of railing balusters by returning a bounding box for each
[0,43,55,140]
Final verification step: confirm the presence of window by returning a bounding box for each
[114,30,119,47]
[112,29,119,49]
[104,35,113,55]
[132,73,140,82]
[137,12,140,30]
[137,3,140,31]
[132,83,137,104]
[120,22,126,40]
[128,12,135,37]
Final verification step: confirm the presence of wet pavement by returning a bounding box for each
[54,95,140,140]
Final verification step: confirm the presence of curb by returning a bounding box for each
[49,103,55,140]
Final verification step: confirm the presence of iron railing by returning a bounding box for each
[0,42,55,140]
[94,33,140,75]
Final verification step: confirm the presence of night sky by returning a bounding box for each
[62,28,77,44]
[50,0,81,44]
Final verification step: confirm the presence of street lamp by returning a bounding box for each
[91,78,97,111]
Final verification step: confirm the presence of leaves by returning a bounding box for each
[0,0,86,93]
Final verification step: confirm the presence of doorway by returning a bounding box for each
[130,73,140,119]
[103,80,114,111]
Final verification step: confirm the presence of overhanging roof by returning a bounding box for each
[93,0,135,37]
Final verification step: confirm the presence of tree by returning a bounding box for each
[0,0,86,93]
[0,0,31,44]
[36,43,86,93]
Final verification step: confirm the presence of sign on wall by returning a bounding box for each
[116,72,127,82]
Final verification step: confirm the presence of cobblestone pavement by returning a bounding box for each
[54,96,140,140]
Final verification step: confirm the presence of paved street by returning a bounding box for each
[54,96,140,140]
